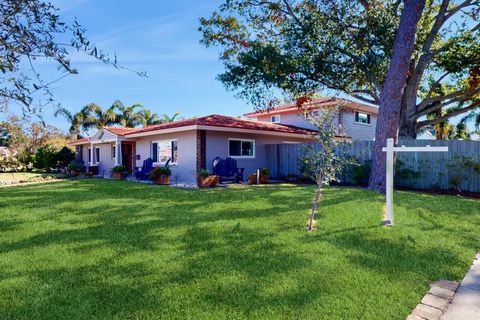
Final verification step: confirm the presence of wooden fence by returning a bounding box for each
[265,140,480,193]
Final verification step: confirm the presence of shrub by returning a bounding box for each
[56,146,75,168]
[67,161,85,173]
[260,167,269,176]
[150,166,171,179]
[111,165,128,173]
[34,144,58,170]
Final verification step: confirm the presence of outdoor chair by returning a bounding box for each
[212,157,244,183]
[135,158,154,180]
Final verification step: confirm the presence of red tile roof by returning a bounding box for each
[244,97,378,117]
[125,114,316,136]
[103,127,136,135]
[68,137,89,145]
[68,114,316,144]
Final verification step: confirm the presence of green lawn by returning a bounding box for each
[0,180,479,319]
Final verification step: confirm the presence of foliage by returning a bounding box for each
[150,166,172,179]
[447,155,480,192]
[199,168,212,179]
[0,0,145,113]
[350,160,372,185]
[111,165,128,173]
[34,144,74,170]
[0,155,24,172]
[260,167,269,176]
[200,0,480,136]
[395,159,420,183]
[1,180,479,319]
[299,107,357,229]
[67,161,84,173]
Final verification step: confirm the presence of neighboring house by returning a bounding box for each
[244,97,379,141]
[69,114,316,184]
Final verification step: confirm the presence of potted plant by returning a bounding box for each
[249,168,270,184]
[111,165,128,180]
[198,168,219,188]
[150,166,171,185]
[67,161,83,177]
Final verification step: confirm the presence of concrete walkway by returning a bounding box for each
[442,253,480,320]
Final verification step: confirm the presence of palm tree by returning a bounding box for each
[161,112,182,123]
[112,100,145,128]
[139,109,162,127]
[55,103,117,136]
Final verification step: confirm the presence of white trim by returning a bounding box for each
[354,111,371,126]
[228,138,255,159]
[125,125,197,138]
[197,125,315,139]
[271,115,281,123]
[152,139,178,166]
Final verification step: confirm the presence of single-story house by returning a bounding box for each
[69,98,378,185]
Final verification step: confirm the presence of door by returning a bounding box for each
[121,143,134,172]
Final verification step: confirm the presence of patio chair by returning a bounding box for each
[212,157,244,183]
[135,158,154,180]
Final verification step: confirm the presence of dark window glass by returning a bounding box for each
[171,141,178,163]
[241,141,253,156]
[152,143,158,162]
[112,145,116,159]
[95,148,100,162]
[229,140,241,156]
[88,148,91,163]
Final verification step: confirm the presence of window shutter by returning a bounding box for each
[367,114,371,124]
[152,143,158,162]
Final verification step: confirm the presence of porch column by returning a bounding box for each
[117,142,122,166]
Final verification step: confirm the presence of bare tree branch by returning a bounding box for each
[417,100,480,127]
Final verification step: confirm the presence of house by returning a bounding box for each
[244,97,378,141]
[69,114,317,184]
[69,98,377,185]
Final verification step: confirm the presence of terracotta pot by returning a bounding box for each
[249,174,269,184]
[260,175,269,184]
[198,175,219,188]
[152,175,170,185]
[112,172,126,180]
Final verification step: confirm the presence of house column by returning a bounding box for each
[90,142,94,164]
[196,130,206,175]
[115,140,122,166]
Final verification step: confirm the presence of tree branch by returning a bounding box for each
[417,100,480,128]
[417,87,480,112]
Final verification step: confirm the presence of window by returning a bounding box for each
[112,145,116,159]
[95,147,100,163]
[271,115,281,123]
[88,148,91,163]
[354,111,371,125]
[152,140,178,165]
[229,139,254,158]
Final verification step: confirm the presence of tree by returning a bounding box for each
[299,107,356,230]
[111,101,145,127]
[55,103,117,136]
[369,0,426,192]
[0,0,146,113]
[200,0,479,192]
[161,112,182,123]
[139,109,163,126]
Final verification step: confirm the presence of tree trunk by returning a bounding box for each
[369,0,426,193]
[308,184,322,231]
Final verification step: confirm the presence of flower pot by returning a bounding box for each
[152,175,170,185]
[249,174,269,184]
[112,172,126,180]
[198,175,219,188]
[70,170,79,177]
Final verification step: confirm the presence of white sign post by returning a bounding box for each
[382,138,448,226]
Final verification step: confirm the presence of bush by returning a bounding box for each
[150,166,171,179]
[56,147,75,168]
[112,165,128,173]
[260,167,269,176]
[35,145,74,171]
[67,161,85,173]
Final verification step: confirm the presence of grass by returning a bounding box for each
[0,171,62,183]
[0,179,479,319]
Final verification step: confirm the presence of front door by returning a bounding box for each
[121,143,134,172]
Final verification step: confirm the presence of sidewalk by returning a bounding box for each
[442,253,480,320]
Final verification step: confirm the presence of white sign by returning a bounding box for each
[382,138,448,226]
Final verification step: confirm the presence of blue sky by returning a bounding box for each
[12,0,250,131]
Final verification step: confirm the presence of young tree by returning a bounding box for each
[1,0,146,113]
[299,107,356,230]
